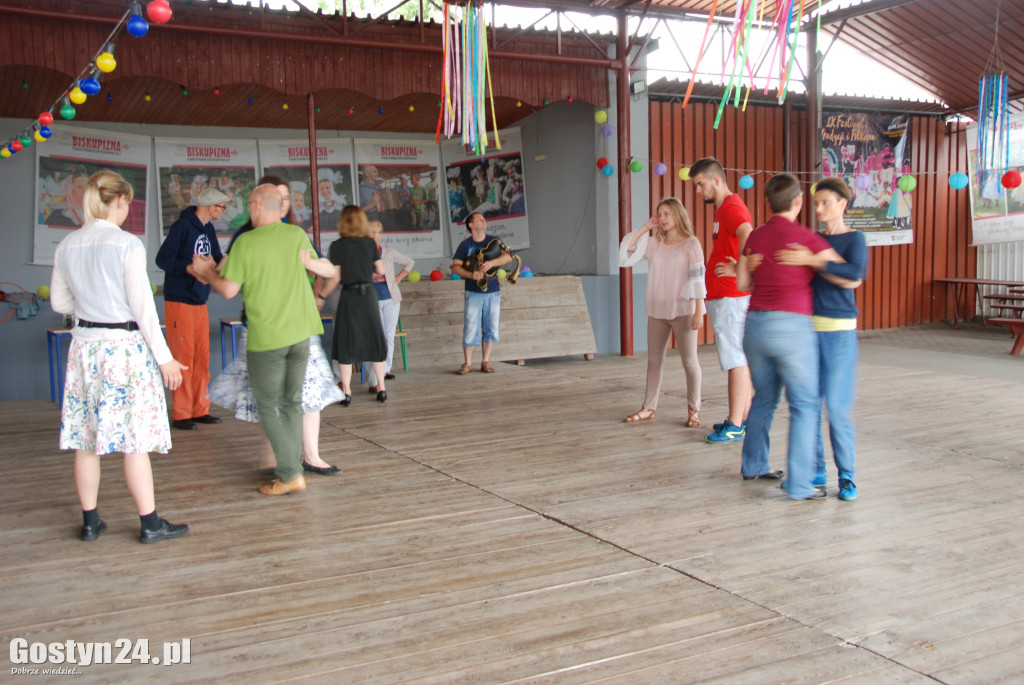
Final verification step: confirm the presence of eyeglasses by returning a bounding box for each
[212,204,227,210]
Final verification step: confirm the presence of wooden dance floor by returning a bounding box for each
[3,323,1024,683]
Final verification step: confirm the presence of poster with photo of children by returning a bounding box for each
[258,138,354,254]
[353,139,443,258]
[154,137,258,252]
[33,127,150,265]
[965,111,1024,245]
[440,128,530,251]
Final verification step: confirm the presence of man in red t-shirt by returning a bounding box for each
[690,158,753,444]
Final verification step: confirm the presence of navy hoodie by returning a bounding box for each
[156,206,224,305]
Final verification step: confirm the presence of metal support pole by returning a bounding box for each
[307,93,321,251]
[617,11,633,357]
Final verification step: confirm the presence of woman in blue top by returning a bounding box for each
[775,177,868,501]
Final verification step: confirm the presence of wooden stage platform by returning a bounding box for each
[3,324,1024,683]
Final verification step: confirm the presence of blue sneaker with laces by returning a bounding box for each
[838,478,858,501]
[712,418,746,433]
[705,420,745,443]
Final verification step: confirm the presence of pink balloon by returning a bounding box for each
[855,174,872,190]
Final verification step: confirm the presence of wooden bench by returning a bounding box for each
[400,275,597,367]
[988,318,1024,355]
[989,303,1024,316]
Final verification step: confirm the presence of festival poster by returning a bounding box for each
[820,113,913,246]
[964,112,1024,245]
[440,127,530,252]
[154,137,258,251]
[258,138,354,254]
[352,138,444,259]
[33,127,151,265]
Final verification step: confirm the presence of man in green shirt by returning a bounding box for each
[193,184,335,495]
[409,171,428,230]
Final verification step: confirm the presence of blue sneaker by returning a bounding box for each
[705,420,745,443]
[712,418,746,432]
[838,478,858,501]
[780,471,827,490]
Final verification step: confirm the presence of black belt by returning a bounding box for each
[78,320,139,331]
[342,283,372,293]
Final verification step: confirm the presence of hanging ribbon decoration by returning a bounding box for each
[977,0,1009,189]
[436,0,500,155]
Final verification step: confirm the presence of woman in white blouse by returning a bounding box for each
[50,170,189,545]
[621,197,706,427]
[365,221,414,390]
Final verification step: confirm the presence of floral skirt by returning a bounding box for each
[208,331,342,422]
[59,334,172,455]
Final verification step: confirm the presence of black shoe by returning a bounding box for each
[192,414,221,424]
[80,520,107,542]
[140,519,189,544]
[742,470,784,480]
[302,462,342,476]
[384,373,396,380]
[171,419,196,431]
[367,385,378,394]
[376,390,387,403]
[339,394,352,407]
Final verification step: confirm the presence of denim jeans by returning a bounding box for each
[816,329,858,481]
[463,291,500,347]
[741,311,820,499]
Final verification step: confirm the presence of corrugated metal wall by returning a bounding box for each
[649,100,975,339]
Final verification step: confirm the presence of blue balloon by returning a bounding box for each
[522,271,535,278]
[127,15,150,38]
[738,175,754,190]
[601,164,614,176]
[450,273,460,280]
[949,172,969,190]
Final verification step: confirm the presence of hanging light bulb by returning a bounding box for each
[147,0,173,24]
[39,111,54,126]
[39,125,52,139]
[19,135,32,148]
[95,43,117,73]
[127,2,149,37]
[0,147,11,159]
[69,83,88,105]
[60,97,76,120]
[80,70,102,95]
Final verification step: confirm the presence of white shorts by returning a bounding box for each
[706,296,750,371]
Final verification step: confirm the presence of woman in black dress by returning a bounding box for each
[322,205,388,404]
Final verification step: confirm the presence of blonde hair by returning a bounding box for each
[338,204,370,237]
[656,197,694,240]
[368,220,384,235]
[83,170,133,224]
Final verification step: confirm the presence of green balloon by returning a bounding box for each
[629,160,643,173]
[897,175,917,192]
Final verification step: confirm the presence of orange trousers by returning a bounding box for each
[164,301,211,421]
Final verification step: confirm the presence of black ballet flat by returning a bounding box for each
[339,394,352,407]
[376,390,387,403]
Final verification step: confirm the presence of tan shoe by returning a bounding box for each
[455,363,472,375]
[480,361,495,373]
[258,474,306,496]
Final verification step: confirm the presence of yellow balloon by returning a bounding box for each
[69,87,87,105]
[679,166,691,181]
[496,268,507,279]
[594,110,608,124]
[407,270,421,283]
[95,52,117,73]
[151,282,158,295]
[36,285,50,300]
[810,184,817,195]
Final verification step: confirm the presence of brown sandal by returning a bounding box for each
[686,408,701,427]
[455,363,472,375]
[624,408,655,423]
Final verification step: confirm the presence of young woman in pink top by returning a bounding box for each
[622,198,706,426]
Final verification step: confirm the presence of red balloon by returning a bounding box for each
[147,0,172,24]
[596,157,609,170]
[1001,170,1022,189]
[39,112,54,126]
[429,270,443,281]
